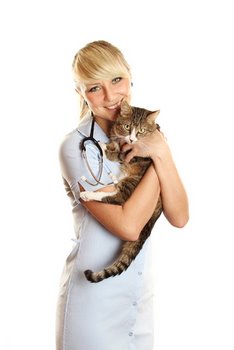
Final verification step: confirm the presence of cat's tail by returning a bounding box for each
[84,209,162,284]
[84,240,141,283]
[84,202,162,283]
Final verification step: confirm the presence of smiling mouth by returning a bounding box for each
[105,101,121,110]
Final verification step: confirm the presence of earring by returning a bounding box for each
[131,82,133,87]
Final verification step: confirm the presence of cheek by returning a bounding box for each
[118,80,131,96]
[85,93,103,107]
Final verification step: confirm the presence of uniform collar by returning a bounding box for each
[76,112,109,142]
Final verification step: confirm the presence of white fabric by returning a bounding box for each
[56,113,155,350]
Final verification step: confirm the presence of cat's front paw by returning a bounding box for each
[80,191,96,202]
[80,191,107,202]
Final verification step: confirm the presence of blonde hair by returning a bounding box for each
[72,40,132,118]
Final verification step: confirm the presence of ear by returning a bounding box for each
[120,100,132,116]
[147,110,160,123]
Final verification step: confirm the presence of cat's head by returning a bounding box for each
[111,100,160,144]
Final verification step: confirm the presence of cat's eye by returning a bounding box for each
[138,128,145,134]
[124,124,130,130]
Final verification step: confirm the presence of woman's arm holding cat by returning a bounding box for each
[79,165,160,241]
[122,130,189,228]
[80,130,188,240]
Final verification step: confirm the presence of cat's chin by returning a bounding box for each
[127,141,136,145]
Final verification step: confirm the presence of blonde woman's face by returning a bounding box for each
[80,77,131,123]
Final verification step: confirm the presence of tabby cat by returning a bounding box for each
[80,100,163,283]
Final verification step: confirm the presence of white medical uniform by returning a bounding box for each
[56,113,155,350]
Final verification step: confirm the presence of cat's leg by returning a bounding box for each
[80,175,137,205]
[99,141,122,162]
[80,186,126,205]
[80,190,117,202]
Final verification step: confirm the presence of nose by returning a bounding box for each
[103,85,115,102]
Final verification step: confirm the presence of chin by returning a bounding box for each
[110,108,121,119]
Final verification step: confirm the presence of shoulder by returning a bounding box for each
[60,128,80,148]
[59,128,79,151]
[59,113,92,154]
[59,111,97,159]
[59,128,83,162]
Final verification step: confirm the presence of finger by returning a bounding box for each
[121,143,133,152]
[158,129,167,140]
[124,149,136,163]
[160,131,168,142]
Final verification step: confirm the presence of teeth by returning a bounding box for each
[106,103,119,110]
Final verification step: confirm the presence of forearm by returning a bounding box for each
[152,147,189,227]
[117,128,189,228]
[122,164,160,235]
[80,165,160,241]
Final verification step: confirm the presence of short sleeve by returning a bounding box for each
[59,130,117,204]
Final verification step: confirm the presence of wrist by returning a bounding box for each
[151,143,172,164]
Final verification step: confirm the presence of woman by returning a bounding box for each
[56,40,189,350]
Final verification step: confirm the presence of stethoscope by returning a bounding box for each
[80,113,118,186]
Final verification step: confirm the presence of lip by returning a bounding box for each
[105,101,121,110]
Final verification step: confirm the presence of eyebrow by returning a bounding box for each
[85,82,101,87]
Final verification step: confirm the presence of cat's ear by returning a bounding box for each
[120,100,132,116]
[148,110,160,123]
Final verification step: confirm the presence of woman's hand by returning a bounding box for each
[121,129,168,163]
[121,129,189,228]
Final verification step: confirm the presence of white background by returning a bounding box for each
[0,0,233,349]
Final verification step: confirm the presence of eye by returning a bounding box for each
[123,124,130,130]
[88,85,101,93]
[112,77,122,84]
[138,128,145,134]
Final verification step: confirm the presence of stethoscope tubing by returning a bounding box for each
[80,115,105,186]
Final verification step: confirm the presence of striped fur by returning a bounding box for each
[83,101,163,283]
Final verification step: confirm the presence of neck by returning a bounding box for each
[94,117,114,136]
